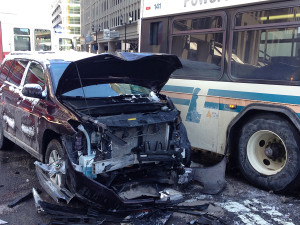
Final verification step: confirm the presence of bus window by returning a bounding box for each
[173,16,222,32]
[14,28,31,51]
[150,22,163,45]
[171,15,224,79]
[172,33,223,79]
[231,7,300,83]
[236,6,300,26]
[140,17,169,53]
[34,29,51,51]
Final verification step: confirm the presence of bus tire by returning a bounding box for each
[238,114,300,192]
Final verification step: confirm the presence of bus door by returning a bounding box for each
[168,13,226,153]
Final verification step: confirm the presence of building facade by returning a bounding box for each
[51,0,81,50]
[81,0,140,53]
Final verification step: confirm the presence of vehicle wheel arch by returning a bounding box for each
[42,129,61,163]
[226,103,300,165]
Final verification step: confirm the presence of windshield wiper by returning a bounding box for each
[78,102,164,111]
[61,95,85,99]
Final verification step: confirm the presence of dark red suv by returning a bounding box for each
[0,52,192,208]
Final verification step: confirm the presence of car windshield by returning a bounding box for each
[49,62,70,91]
[49,63,151,98]
[62,83,151,98]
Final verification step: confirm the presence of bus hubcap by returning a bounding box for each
[247,130,287,176]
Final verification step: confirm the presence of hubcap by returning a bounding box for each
[247,130,287,175]
[49,149,63,187]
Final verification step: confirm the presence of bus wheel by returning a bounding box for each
[238,114,300,192]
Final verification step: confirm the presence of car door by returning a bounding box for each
[2,59,29,140]
[16,61,46,154]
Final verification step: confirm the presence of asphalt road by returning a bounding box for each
[0,144,299,225]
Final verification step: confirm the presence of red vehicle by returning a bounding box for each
[1,52,220,209]
[0,21,3,63]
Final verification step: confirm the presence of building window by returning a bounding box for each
[68,16,80,24]
[70,27,80,35]
[69,6,80,14]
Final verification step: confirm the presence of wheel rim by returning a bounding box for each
[49,149,63,187]
[247,130,287,175]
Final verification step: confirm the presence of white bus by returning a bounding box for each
[140,0,300,192]
[0,20,75,63]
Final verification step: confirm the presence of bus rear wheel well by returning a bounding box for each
[227,106,300,168]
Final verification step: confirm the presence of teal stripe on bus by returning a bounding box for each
[162,85,194,94]
[204,102,218,109]
[208,89,300,105]
[170,97,190,106]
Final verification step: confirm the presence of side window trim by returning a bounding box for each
[22,61,46,91]
[19,60,32,88]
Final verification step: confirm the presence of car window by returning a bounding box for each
[63,83,151,98]
[49,63,70,91]
[7,60,28,86]
[0,60,14,81]
[24,62,45,90]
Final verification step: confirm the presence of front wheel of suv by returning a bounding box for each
[0,120,13,150]
[45,139,65,187]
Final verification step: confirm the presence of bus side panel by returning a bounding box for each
[162,79,220,153]
[164,80,300,155]
[1,23,13,57]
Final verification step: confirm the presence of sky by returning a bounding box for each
[0,0,53,26]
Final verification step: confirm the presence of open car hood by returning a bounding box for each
[55,52,182,96]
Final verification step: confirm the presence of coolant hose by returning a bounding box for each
[78,125,91,156]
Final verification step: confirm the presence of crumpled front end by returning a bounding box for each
[63,108,190,208]
[35,99,193,209]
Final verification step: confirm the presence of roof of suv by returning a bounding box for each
[5,51,97,64]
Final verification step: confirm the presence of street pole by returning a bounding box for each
[125,23,127,52]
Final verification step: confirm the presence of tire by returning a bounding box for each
[45,139,65,187]
[0,119,13,150]
[238,114,300,192]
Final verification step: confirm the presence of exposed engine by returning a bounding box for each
[62,95,191,197]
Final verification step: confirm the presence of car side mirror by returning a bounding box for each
[22,84,45,99]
